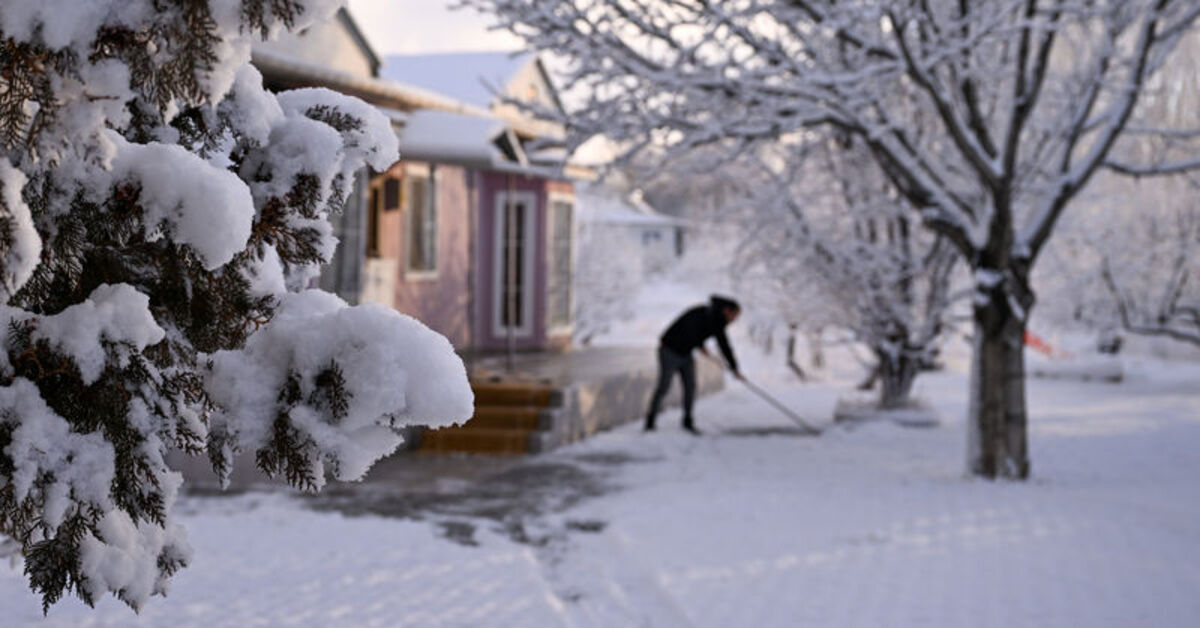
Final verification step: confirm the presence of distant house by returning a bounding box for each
[253,28,581,353]
[576,182,687,276]
[363,52,579,354]
[244,23,718,455]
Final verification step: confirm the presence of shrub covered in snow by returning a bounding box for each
[0,0,473,612]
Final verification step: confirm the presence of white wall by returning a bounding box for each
[256,13,375,78]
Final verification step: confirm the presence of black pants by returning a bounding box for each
[645,345,696,428]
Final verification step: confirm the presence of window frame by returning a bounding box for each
[491,190,538,338]
[403,164,438,279]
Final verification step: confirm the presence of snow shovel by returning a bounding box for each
[702,354,821,435]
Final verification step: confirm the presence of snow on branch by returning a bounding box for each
[1102,258,1200,346]
[692,137,964,406]
[470,0,1200,279]
[1103,156,1200,177]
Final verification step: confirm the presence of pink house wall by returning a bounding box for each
[386,163,473,348]
[375,163,573,353]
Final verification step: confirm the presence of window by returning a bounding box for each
[405,169,437,274]
[383,177,401,211]
[547,199,574,329]
[366,185,381,258]
[499,197,527,328]
[493,190,537,336]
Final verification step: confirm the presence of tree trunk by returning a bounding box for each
[807,328,825,369]
[786,324,807,380]
[967,300,1030,480]
[878,352,917,409]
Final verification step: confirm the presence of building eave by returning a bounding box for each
[251,48,547,138]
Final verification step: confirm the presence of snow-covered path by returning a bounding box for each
[4,360,1199,627]
[559,364,1200,627]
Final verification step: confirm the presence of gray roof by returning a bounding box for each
[380,51,539,111]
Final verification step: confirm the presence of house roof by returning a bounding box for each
[398,110,569,179]
[251,43,575,179]
[381,51,536,110]
[399,110,516,166]
[252,47,559,141]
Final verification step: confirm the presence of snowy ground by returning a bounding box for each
[4,346,1198,627]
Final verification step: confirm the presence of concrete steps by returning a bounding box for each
[417,380,559,455]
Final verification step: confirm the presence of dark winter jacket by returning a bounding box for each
[660,295,740,372]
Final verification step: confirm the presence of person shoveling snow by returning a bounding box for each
[645,295,744,434]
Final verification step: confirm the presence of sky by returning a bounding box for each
[345,0,524,56]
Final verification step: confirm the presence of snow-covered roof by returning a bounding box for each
[381,51,539,111]
[577,183,687,227]
[398,110,516,166]
[253,50,482,116]
[399,110,568,178]
[251,49,548,139]
[251,49,571,178]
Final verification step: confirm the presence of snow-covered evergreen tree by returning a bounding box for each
[0,0,473,612]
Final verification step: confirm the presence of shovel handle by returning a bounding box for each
[700,353,820,434]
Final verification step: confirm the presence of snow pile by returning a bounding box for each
[832,394,940,428]
[207,291,473,488]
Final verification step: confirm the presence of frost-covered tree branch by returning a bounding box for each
[1103,258,1200,346]
[465,0,1200,478]
[725,140,962,408]
[1065,178,1200,347]
[0,0,473,612]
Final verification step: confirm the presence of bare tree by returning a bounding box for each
[465,0,1200,479]
[727,141,961,408]
[1100,202,1200,346]
[1048,175,1200,347]
[1045,30,1200,349]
